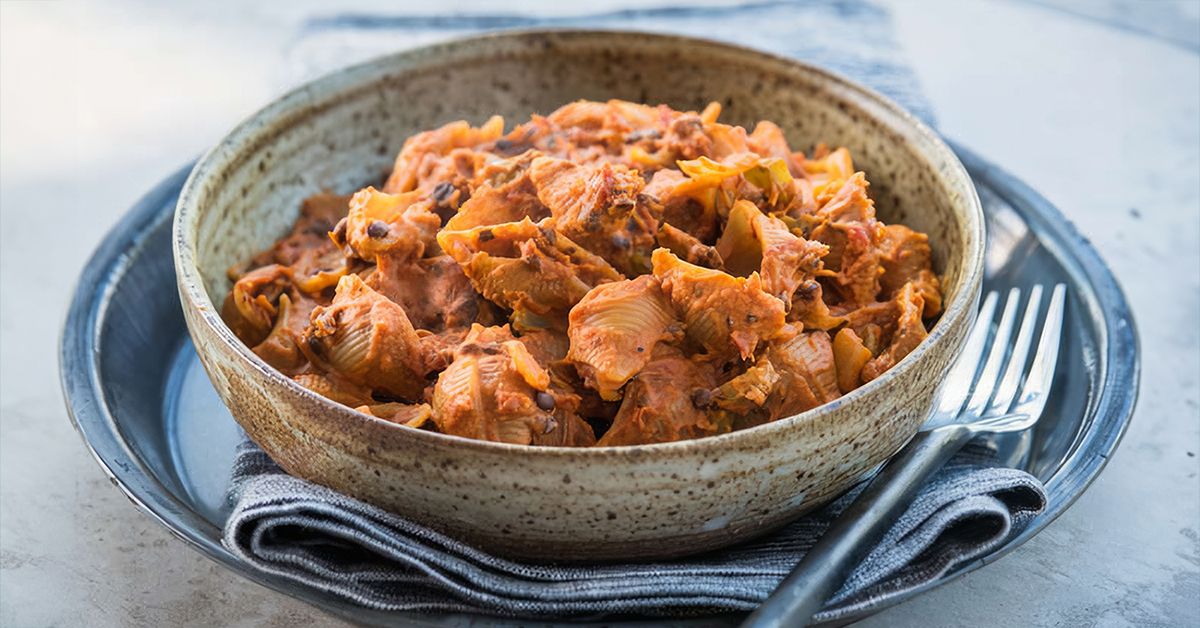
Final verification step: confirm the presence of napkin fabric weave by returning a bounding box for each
[225,443,1044,621]
[225,0,1045,621]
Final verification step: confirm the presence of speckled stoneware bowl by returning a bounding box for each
[174,30,983,562]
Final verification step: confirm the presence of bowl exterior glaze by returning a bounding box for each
[174,30,983,561]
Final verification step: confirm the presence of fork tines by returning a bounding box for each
[929,284,1067,427]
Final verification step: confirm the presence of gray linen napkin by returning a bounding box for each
[223,0,1047,621]
[225,442,1044,620]
[283,0,936,124]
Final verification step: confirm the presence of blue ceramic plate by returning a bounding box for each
[59,144,1137,626]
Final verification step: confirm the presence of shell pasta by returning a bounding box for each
[221,100,943,447]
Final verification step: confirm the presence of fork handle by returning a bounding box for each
[742,424,974,628]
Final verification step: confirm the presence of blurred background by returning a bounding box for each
[2,1,1197,626]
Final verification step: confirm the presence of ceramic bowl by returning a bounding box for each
[174,30,984,561]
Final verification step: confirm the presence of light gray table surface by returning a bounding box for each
[1,1,1197,626]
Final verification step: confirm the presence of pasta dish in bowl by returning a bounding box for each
[222,100,944,448]
[175,31,982,560]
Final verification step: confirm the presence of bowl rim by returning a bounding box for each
[173,28,984,457]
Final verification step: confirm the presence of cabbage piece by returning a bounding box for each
[742,157,795,208]
[675,153,760,193]
[567,275,681,400]
[447,150,549,230]
[798,144,855,191]
[676,153,795,214]
[651,248,789,361]
[876,224,942,317]
[642,169,719,243]
[861,283,928,382]
[438,218,621,326]
[708,355,781,431]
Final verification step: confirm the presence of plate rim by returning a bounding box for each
[58,143,1139,626]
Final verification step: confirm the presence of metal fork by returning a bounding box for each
[744,284,1067,628]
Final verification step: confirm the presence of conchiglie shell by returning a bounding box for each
[305,275,428,400]
[679,306,725,355]
[431,354,481,414]
[357,402,434,429]
[292,372,372,407]
[756,209,801,251]
[768,331,841,417]
[595,346,720,446]
[717,200,830,305]
[293,267,346,294]
[652,248,786,360]
[251,293,308,374]
[440,218,619,318]
[430,353,488,439]
[567,276,678,400]
[323,318,374,379]
[706,122,751,160]
[226,264,290,344]
[431,325,559,445]
[792,284,848,331]
[384,116,505,193]
[532,411,597,447]
[496,418,538,446]
[343,187,440,263]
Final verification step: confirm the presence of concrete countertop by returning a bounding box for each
[1,1,1196,625]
